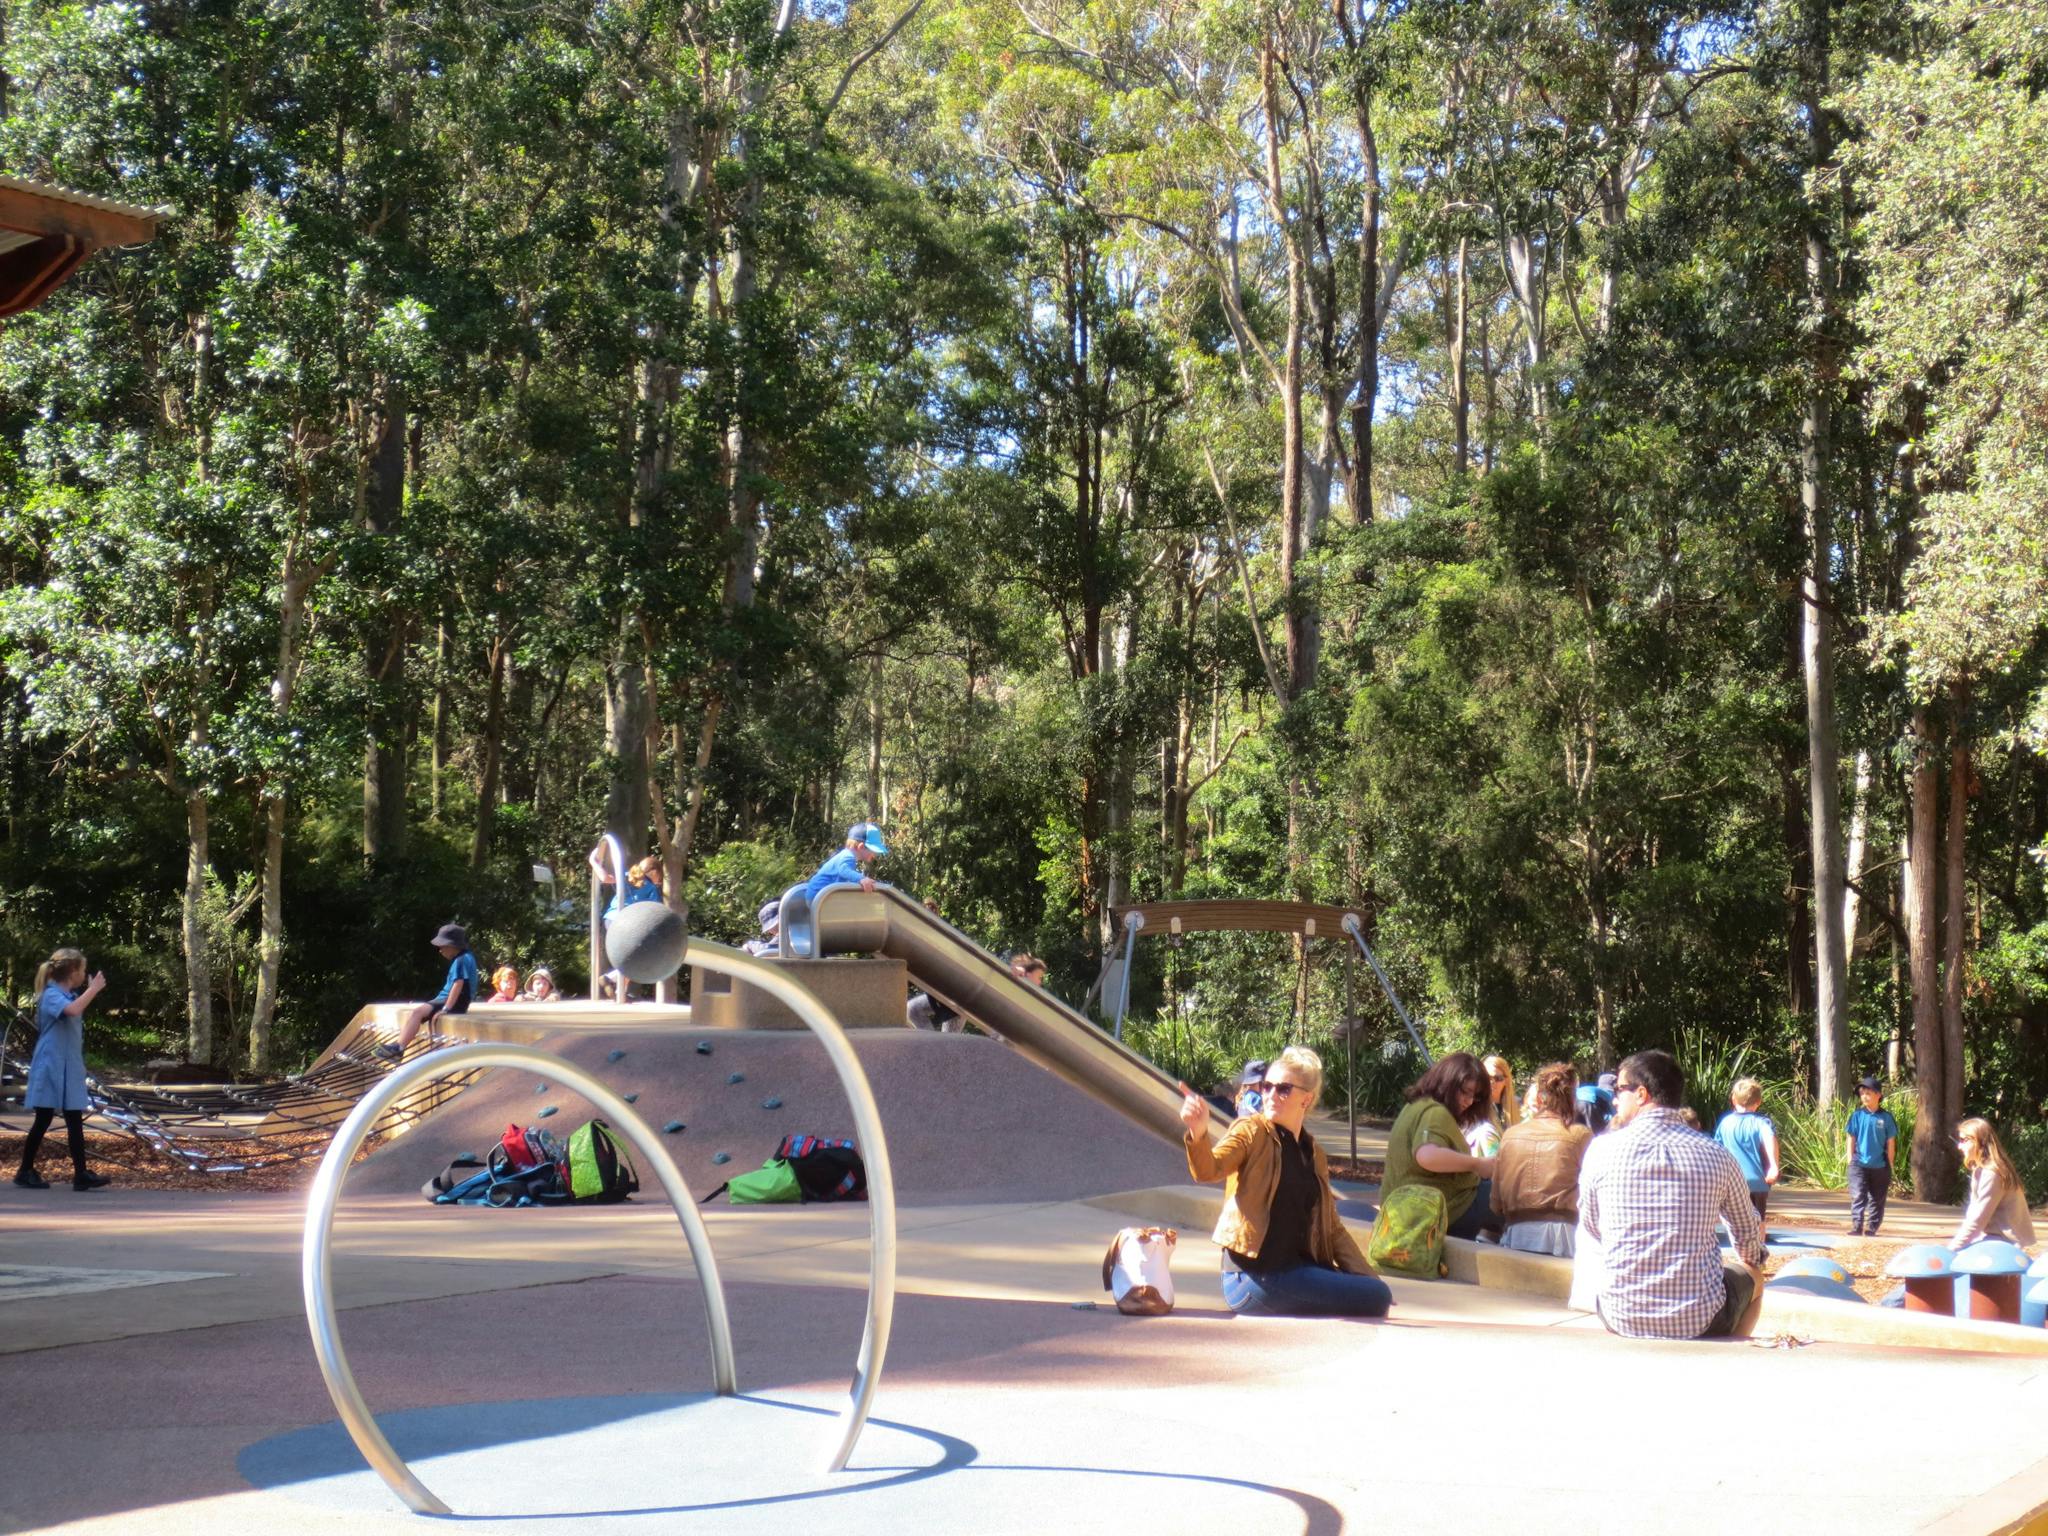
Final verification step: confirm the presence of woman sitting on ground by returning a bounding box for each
[1949,1119,2037,1251]
[1494,1062,1591,1257]
[1382,1051,1500,1240]
[1178,1046,1392,1318]
[1466,1055,1520,1156]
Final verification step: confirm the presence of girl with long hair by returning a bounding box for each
[14,947,110,1191]
[1949,1119,2036,1251]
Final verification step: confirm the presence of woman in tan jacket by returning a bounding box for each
[1494,1062,1591,1256]
[1179,1046,1392,1317]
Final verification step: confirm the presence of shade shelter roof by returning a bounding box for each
[0,174,162,319]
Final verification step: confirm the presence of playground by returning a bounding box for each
[6,891,2048,1536]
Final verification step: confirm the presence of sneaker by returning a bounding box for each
[72,1172,110,1192]
[13,1169,49,1189]
[372,1043,403,1062]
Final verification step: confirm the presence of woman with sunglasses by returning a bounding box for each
[1178,1046,1393,1318]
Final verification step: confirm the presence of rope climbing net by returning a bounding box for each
[0,1010,483,1176]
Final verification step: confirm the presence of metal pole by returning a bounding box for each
[1345,942,1357,1170]
[1341,912,1432,1066]
[1110,909,1144,1042]
[589,832,626,1000]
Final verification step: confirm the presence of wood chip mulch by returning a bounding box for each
[0,1125,386,1192]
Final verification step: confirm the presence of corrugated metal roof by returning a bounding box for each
[0,173,166,224]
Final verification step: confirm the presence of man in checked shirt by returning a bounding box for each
[1579,1049,1767,1340]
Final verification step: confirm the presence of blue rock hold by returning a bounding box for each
[663,1120,685,1134]
[537,1105,557,1118]
[607,1049,626,1063]
[727,1071,745,1085]
[712,1151,731,1165]
[695,1042,713,1055]
[623,1092,639,1103]
[761,1096,782,1110]
[535,1083,548,1094]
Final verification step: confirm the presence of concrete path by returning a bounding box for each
[5,1180,2048,1536]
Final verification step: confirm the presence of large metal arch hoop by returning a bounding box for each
[300,941,896,1515]
[302,1044,738,1515]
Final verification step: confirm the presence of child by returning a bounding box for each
[801,822,887,902]
[375,923,477,1061]
[488,964,521,1003]
[523,966,557,1002]
[1714,1077,1781,1220]
[1949,1118,2037,1251]
[14,947,111,1191]
[1845,1074,1899,1236]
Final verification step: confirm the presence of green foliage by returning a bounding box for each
[685,840,806,948]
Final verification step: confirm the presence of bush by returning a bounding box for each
[684,839,806,947]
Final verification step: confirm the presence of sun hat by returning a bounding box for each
[848,822,890,855]
[1238,1059,1269,1088]
[431,922,469,948]
[758,899,782,931]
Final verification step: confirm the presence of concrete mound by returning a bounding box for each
[349,1028,1194,1206]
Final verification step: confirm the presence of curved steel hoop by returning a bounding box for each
[685,940,897,1475]
[301,1044,738,1516]
[301,943,896,1513]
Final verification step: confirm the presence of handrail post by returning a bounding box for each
[1110,909,1144,1042]
[588,832,626,1000]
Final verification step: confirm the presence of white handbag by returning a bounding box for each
[1101,1225,1178,1315]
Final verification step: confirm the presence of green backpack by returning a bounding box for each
[565,1119,640,1203]
[1367,1183,1448,1278]
[722,1158,803,1204]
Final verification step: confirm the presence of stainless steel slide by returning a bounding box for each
[782,883,1230,1143]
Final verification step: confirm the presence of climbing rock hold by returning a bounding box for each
[695,1041,713,1055]
[607,1049,626,1063]
[761,1096,782,1110]
[623,1092,639,1104]
[535,1083,548,1094]
[537,1105,557,1118]
[663,1120,685,1134]
[727,1071,745,1085]
[712,1151,731,1165]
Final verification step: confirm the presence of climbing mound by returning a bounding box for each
[347,1028,1193,1206]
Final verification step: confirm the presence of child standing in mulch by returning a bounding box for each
[14,946,111,1192]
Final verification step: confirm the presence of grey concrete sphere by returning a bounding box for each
[605,901,689,983]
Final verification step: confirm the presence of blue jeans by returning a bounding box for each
[1221,1261,1393,1318]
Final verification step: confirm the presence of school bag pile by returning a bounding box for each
[423,1119,639,1208]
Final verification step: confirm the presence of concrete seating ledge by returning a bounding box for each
[1091,1185,2048,1358]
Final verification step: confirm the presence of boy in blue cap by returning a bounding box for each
[803,822,888,903]
[376,923,477,1061]
[1845,1075,1898,1236]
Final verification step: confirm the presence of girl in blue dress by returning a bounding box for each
[14,947,111,1191]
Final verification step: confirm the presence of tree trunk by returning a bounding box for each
[867,653,884,818]
[250,551,317,1070]
[1450,237,1470,476]
[1781,754,1816,1020]
[1941,679,1970,1132]
[430,614,451,823]
[182,788,214,1065]
[1799,0,1850,1105]
[1905,705,1955,1200]
[603,651,651,860]
[1841,747,1871,970]
[362,388,409,862]
[471,631,508,868]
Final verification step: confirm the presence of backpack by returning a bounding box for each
[427,1158,570,1207]
[701,1134,867,1205]
[496,1123,566,1174]
[1101,1226,1177,1315]
[1367,1183,1448,1278]
[565,1118,639,1203]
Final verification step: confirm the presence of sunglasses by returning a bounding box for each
[1615,1081,1643,1096]
[1260,1081,1304,1100]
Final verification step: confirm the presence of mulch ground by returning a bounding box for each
[0,1126,386,1192]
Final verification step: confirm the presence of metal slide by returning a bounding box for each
[781,883,1230,1143]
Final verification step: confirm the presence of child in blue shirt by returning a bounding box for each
[1713,1077,1781,1220]
[802,822,888,903]
[1845,1075,1899,1236]
[376,922,477,1061]
[13,946,112,1191]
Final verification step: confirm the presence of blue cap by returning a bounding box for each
[848,822,889,855]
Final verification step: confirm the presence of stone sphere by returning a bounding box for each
[605,901,689,983]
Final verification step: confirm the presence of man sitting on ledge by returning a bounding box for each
[1579,1048,1765,1341]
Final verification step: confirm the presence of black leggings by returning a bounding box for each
[18,1107,88,1178]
